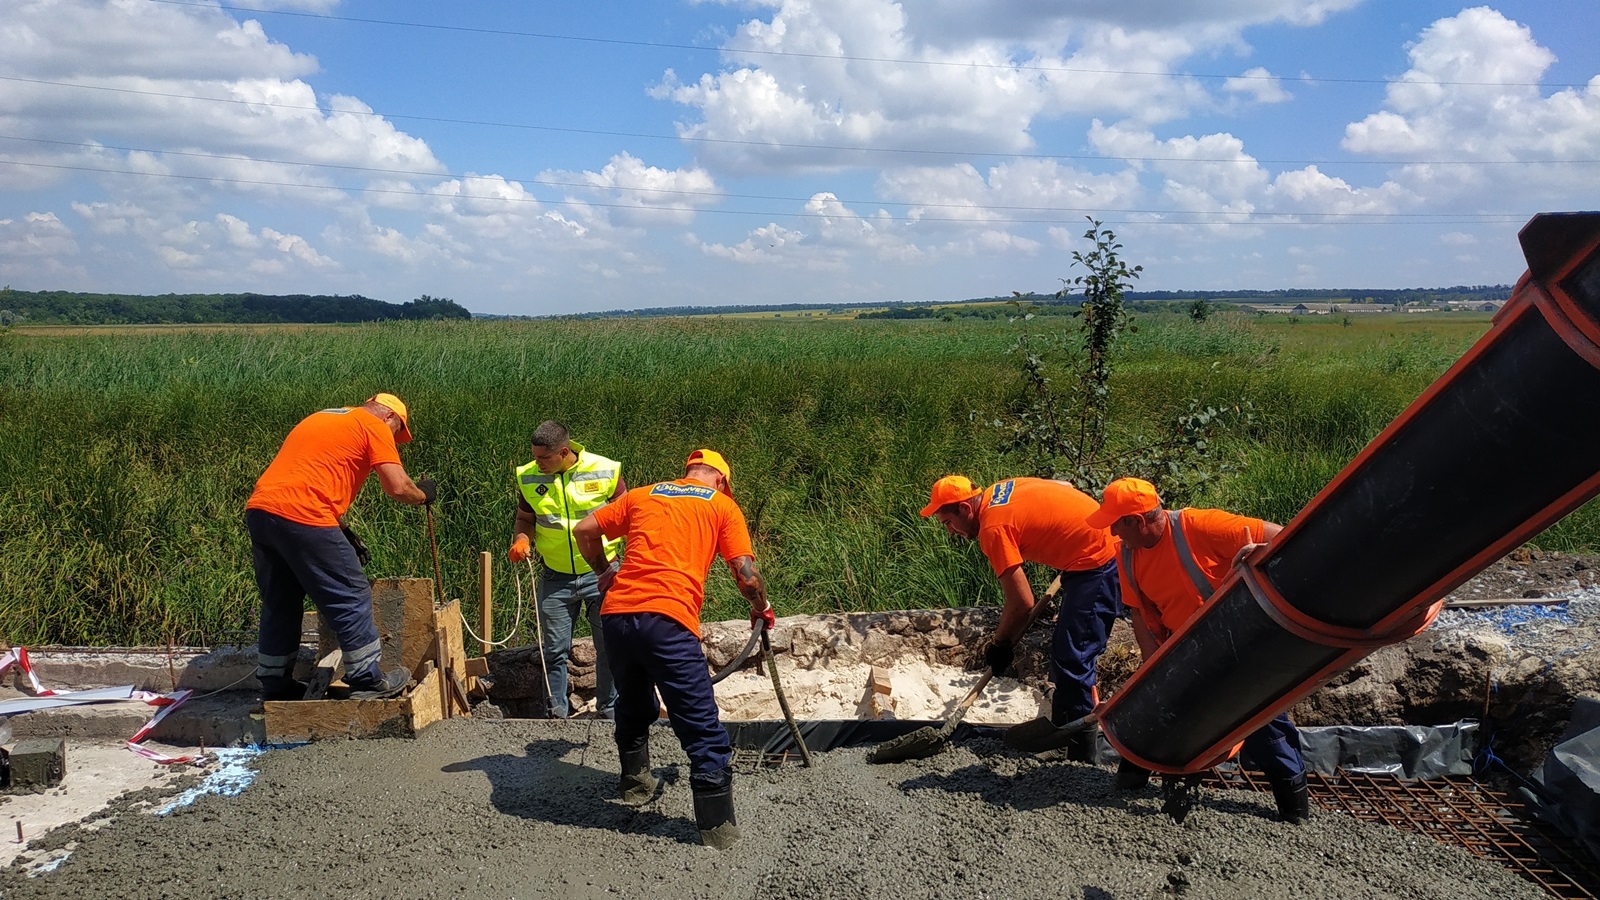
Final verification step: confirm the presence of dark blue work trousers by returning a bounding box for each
[1049,559,1124,724]
[246,509,380,675]
[1242,713,1307,783]
[603,611,733,789]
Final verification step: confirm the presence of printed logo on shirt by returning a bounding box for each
[990,480,1016,507]
[651,483,717,501]
[535,485,548,496]
[581,481,603,494]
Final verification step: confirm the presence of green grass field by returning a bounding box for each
[1,311,1591,647]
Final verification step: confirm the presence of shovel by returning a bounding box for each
[867,575,1062,764]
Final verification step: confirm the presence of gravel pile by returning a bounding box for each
[0,720,1543,900]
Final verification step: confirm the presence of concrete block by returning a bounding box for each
[8,737,65,793]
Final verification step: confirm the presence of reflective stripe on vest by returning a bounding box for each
[1120,509,1214,613]
[514,441,622,575]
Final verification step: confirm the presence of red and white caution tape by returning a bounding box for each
[0,648,202,765]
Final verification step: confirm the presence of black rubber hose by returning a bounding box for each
[708,623,763,685]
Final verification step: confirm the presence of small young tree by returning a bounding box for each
[996,219,1251,504]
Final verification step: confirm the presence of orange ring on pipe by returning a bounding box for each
[1240,563,1432,650]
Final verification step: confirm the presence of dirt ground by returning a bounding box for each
[0,719,1545,900]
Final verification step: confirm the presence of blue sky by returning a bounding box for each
[3,1,1599,316]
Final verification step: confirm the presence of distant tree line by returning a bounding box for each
[564,285,1513,321]
[0,289,470,325]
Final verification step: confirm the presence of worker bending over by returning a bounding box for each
[1086,477,1308,823]
[921,475,1121,762]
[509,421,625,719]
[573,449,774,849]
[246,393,434,701]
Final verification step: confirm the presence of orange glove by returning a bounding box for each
[509,534,532,563]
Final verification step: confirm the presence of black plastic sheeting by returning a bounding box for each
[727,718,1479,781]
[1528,696,1600,862]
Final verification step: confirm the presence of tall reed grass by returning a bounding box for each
[2,313,1590,646]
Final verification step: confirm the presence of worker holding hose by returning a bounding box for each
[1086,477,1310,823]
[921,475,1121,763]
[246,393,434,702]
[508,421,625,719]
[573,449,774,850]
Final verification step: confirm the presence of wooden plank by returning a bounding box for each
[479,551,493,655]
[315,577,433,674]
[264,659,441,742]
[397,577,440,675]
[447,666,472,717]
[464,657,489,679]
[409,660,445,733]
[869,666,894,696]
[264,695,413,742]
[433,628,451,720]
[1443,597,1569,609]
[303,648,342,701]
[435,600,468,681]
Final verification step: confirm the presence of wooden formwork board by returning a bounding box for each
[264,661,444,741]
[266,593,471,741]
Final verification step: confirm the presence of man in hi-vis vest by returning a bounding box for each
[509,421,626,718]
[1086,477,1309,822]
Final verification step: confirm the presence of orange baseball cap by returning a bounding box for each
[685,449,733,496]
[1085,477,1161,528]
[920,474,980,517]
[368,392,412,444]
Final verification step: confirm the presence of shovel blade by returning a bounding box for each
[865,726,947,764]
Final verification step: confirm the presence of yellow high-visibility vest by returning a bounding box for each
[514,441,622,574]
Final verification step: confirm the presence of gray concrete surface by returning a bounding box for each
[0,719,1543,900]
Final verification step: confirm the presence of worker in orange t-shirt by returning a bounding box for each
[245,393,436,702]
[1086,476,1310,822]
[921,475,1121,762]
[572,449,772,850]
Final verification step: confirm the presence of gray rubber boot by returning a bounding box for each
[618,744,659,805]
[691,781,740,849]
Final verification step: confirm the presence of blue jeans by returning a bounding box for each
[246,509,383,681]
[603,611,732,788]
[538,568,616,717]
[1049,559,1125,723]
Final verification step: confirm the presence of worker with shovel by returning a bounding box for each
[573,449,773,850]
[508,420,626,719]
[246,393,434,702]
[921,475,1120,763]
[1086,477,1309,823]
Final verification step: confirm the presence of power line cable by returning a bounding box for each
[144,0,1596,90]
[5,78,1597,168]
[3,135,1592,214]
[0,157,1531,226]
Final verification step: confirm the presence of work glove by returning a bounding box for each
[983,639,1015,676]
[509,534,532,563]
[751,604,776,631]
[341,526,372,567]
[416,476,438,506]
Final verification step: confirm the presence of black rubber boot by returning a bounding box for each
[344,665,411,700]
[1062,726,1099,764]
[258,674,309,702]
[1161,774,1205,824]
[1270,772,1310,824]
[1115,757,1152,791]
[618,743,659,806]
[691,780,740,849]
